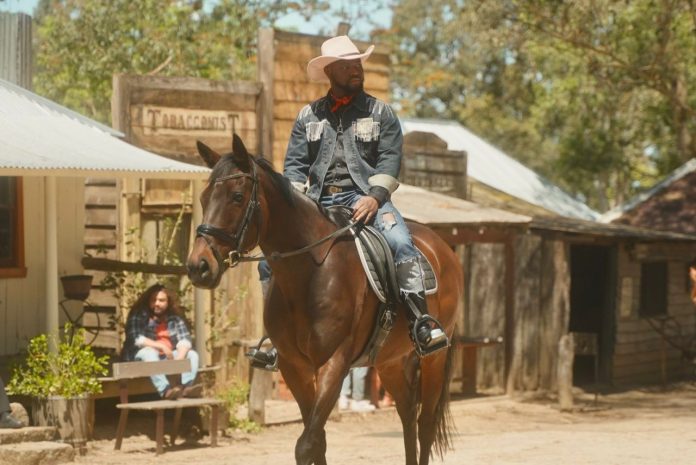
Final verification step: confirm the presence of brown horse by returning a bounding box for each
[187,135,463,465]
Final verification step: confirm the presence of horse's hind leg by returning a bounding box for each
[417,348,453,465]
[377,355,420,465]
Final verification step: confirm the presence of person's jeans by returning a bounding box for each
[340,366,368,401]
[134,347,199,395]
[320,189,420,264]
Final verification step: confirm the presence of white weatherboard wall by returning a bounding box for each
[0,177,84,356]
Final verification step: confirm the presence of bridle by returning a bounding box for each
[195,161,261,268]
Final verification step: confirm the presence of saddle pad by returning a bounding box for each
[354,236,438,303]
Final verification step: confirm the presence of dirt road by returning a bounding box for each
[77,382,696,464]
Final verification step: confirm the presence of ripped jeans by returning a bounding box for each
[319,189,420,265]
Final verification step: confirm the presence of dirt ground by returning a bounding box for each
[75,382,696,465]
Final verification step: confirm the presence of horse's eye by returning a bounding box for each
[231,192,244,203]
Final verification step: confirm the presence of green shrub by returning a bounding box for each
[7,325,109,398]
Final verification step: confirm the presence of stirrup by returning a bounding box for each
[410,315,450,357]
[245,336,279,372]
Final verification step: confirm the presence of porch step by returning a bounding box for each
[0,426,57,445]
[0,440,75,464]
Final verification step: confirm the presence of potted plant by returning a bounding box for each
[7,325,109,447]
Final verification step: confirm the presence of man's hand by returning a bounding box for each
[161,345,174,360]
[352,196,378,223]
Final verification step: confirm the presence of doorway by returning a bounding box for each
[569,244,616,385]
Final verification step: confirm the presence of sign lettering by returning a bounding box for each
[135,105,242,136]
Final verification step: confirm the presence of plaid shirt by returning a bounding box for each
[122,308,192,361]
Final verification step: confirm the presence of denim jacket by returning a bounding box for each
[283,91,403,201]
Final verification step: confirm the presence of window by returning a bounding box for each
[0,177,26,278]
[639,261,668,317]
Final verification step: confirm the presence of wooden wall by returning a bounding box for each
[468,235,570,393]
[612,242,696,385]
[0,177,85,357]
[401,131,467,198]
[258,29,391,171]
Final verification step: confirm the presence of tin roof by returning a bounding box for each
[0,78,210,179]
[401,118,599,221]
[392,183,531,227]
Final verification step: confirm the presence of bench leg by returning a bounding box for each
[171,408,183,445]
[210,405,219,447]
[114,409,129,450]
[155,410,165,455]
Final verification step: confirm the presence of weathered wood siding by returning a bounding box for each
[468,235,570,393]
[612,242,696,385]
[401,132,467,199]
[0,177,85,356]
[261,29,391,170]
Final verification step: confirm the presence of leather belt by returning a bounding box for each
[322,185,350,195]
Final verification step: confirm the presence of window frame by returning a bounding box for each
[0,177,26,278]
[638,260,668,318]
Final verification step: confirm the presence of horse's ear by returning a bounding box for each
[231,133,251,171]
[196,141,221,168]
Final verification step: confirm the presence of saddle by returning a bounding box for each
[325,206,438,366]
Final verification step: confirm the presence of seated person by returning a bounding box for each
[122,284,201,400]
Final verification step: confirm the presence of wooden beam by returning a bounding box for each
[504,236,515,392]
[81,256,186,275]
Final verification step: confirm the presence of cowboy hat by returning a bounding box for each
[306,35,375,83]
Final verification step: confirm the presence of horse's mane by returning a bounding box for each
[211,153,350,227]
[209,154,295,207]
[253,157,342,225]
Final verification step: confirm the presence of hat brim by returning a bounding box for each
[306,45,375,83]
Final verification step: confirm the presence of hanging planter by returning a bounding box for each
[61,275,93,301]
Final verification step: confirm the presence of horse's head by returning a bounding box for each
[186,135,263,288]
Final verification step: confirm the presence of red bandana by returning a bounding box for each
[330,93,353,113]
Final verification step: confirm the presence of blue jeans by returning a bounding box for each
[320,190,420,264]
[340,367,368,401]
[134,347,199,396]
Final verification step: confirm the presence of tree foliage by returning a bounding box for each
[33,0,292,123]
[386,0,696,210]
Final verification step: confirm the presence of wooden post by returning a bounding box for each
[248,370,274,425]
[557,333,574,411]
[504,236,516,393]
[257,28,275,163]
[45,176,60,348]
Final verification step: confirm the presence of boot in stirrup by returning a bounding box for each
[403,292,449,357]
[245,335,279,371]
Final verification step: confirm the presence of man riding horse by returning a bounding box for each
[249,35,448,369]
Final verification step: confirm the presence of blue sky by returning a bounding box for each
[0,0,391,39]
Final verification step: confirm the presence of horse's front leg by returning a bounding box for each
[294,355,348,465]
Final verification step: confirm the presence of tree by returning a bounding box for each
[32,0,293,123]
[387,0,696,210]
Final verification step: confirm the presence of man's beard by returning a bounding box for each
[335,80,363,95]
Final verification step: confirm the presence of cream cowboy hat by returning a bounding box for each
[306,35,375,83]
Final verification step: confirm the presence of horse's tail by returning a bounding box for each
[432,345,455,458]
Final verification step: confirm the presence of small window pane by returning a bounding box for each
[639,261,668,317]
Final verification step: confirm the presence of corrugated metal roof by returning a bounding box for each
[402,118,599,221]
[600,158,696,223]
[392,183,531,227]
[0,78,211,179]
[531,215,696,242]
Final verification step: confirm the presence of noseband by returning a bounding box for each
[195,161,261,268]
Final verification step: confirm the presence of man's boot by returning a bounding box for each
[403,291,449,356]
[397,259,449,357]
[245,335,279,371]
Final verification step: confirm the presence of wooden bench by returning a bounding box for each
[111,359,225,455]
